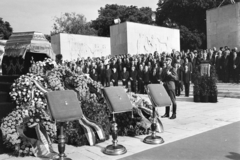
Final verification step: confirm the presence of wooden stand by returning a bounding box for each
[103,114,127,155]
[55,122,71,160]
[143,107,164,145]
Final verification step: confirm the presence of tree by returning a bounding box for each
[51,12,97,36]
[156,0,240,50]
[44,34,51,42]
[0,18,13,40]
[91,4,153,37]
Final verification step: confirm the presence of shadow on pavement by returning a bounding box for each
[226,152,240,160]
[176,97,194,102]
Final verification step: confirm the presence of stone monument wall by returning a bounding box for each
[51,33,110,60]
[110,22,180,56]
[206,3,240,49]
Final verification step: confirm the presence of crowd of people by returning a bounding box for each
[59,46,240,97]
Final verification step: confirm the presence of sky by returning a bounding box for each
[0,0,159,34]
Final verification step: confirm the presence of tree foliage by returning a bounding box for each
[0,18,13,40]
[91,4,153,37]
[51,12,97,36]
[156,0,240,50]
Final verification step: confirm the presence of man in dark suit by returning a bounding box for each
[129,66,138,93]
[121,67,129,88]
[137,64,144,94]
[182,64,191,97]
[97,63,105,86]
[174,63,182,96]
[90,68,98,82]
[105,64,112,87]
[111,67,118,86]
[232,51,240,83]
[221,50,230,83]
[161,56,178,119]
[143,65,151,93]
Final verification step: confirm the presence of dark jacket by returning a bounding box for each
[150,72,160,84]
[162,66,177,90]
[90,72,98,81]
[137,69,144,82]
[121,71,129,81]
[130,70,138,81]
[111,72,118,82]
[143,70,150,83]
[182,70,191,83]
[105,68,112,78]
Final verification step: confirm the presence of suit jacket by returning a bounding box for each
[232,57,240,69]
[182,70,191,83]
[130,70,138,81]
[176,68,182,81]
[105,69,112,78]
[150,72,160,83]
[143,70,150,83]
[221,56,229,70]
[162,66,177,90]
[121,71,129,81]
[111,72,118,82]
[137,69,144,82]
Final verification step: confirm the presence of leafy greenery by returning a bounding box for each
[91,4,153,36]
[0,18,13,39]
[51,12,97,36]
[156,0,240,50]
[209,66,218,96]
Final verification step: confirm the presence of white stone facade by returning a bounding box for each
[110,21,180,56]
[206,3,240,49]
[51,33,110,61]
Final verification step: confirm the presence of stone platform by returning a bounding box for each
[0,96,239,160]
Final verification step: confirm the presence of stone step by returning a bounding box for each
[0,92,11,103]
[0,75,19,83]
[189,88,240,92]
[183,91,240,98]
[0,82,12,93]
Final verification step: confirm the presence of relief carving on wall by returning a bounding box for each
[67,36,109,60]
[136,33,173,54]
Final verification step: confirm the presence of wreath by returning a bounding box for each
[1,58,161,157]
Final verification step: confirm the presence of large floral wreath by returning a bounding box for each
[1,58,161,157]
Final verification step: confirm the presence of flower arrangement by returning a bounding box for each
[2,58,161,157]
[1,102,56,156]
[29,58,57,76]
[9,73,48,107]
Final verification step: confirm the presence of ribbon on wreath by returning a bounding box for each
[139,105,164,133]
[32,79,106,146]
[133,98,164,133]
[78,114,106,146]
[17,123,58,158]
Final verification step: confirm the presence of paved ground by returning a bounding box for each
[0,95,239,160]
[120,121,240,160]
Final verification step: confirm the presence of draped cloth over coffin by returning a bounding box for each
[4,31,54,59]
[2,32,55,75]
